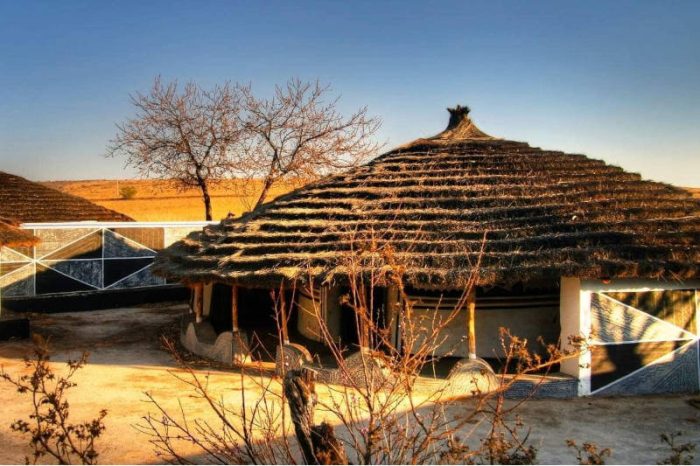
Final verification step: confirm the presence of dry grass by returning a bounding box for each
[41,179,303,221]
[687,188,700,199]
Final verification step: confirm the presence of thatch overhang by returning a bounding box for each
[154,106,700,289]
[0,172,133,222]
[0,217,38,248]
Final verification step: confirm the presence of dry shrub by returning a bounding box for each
[658,432,695,465]
[0,336,107,465]
[566,440,612,465]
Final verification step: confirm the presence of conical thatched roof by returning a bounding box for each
[155,106,700,289]
[0,172,132,223]
[0,217,38,247]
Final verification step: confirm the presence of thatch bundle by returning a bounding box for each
[0,172,132,223]
[0,217,37,247]
[155,107,700,289]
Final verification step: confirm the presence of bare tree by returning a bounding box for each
[237,79,382,209]
[107,77,244,220]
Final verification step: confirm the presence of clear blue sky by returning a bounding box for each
[1,0,699,186]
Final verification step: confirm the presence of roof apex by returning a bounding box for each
[430,105,498,141]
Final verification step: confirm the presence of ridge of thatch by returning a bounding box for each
[154,109,700,289]
[0,217,38,247]
[0,172,133,223]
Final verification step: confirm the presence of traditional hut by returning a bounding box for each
[155,106,700,396]
[0,171,132,222]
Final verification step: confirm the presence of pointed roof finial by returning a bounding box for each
[431,105,495,141]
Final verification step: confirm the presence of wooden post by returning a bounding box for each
[279,283,290,344]
[231,285,239,333]
[468,290,477,360]
[283,368,348,465]
[193,283,203,323]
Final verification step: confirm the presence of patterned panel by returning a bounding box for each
[3,224,204,298]
[111,228,164,251]
[35,228,98,258]
[103,230,156,258]
[604,290,696,334]
[108,264,165,289]
[35,264,93,294]
[505,378,578,399]
[42,231,102,260]
[0,264,34,297]
[591,340,685,390]
[1,246,32,263]
[41,260,102,288]
[1,262,29,277]
[103,258,154,287]
[591,293,696,343]
[593,341,699,396]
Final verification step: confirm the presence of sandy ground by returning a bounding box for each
[1,305,699,464]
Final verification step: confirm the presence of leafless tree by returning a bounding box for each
[107,77,244,220]
[236,79,382,209]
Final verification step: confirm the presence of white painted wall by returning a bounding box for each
[408,305,560,358]
[560,277,591,395]
[296,291,323,341]
[203,283,213,317]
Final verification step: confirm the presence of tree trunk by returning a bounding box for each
[253,177,275,210]
[283,368,348,465]
[199,181,213,221]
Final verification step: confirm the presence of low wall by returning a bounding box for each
[0,221,213,304]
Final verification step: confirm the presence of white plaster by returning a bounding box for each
[581,278,700,293]
[296,290,323,341]
[203,283,213,317]
[559,277,592,396]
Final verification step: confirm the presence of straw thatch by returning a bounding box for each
[155,106,700,289]
[0,217,38,247]
[0,172,132,222]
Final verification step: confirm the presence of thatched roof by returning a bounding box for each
[155,106,700,289]
[0,172,132,223]
[0,217,38,247]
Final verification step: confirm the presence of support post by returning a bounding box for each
[467,290,477,360]
[193,283,203,323]
[231,285,239,333]
[279,282,290,344]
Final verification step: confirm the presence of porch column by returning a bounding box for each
[279,283,290,344]
[560,277,591,396]
[231,285,240,333]
[192,283,204,323]
[385,284,401,349]
[467,290,477,360]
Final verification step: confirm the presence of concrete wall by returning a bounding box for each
[296,290,323,341]
[408,303,560,358]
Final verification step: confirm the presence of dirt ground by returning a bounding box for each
[1,305,699,465]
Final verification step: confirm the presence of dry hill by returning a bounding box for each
[42,179,301,221]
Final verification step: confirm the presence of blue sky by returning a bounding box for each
[1,0,698,186]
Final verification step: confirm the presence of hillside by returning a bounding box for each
[42,179,302,221]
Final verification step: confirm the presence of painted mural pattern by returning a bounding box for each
[0,225,202,297]
[590,291,699,395]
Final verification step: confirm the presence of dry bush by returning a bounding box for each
[658,432,695,465]
[138,231,586,464]
[0,336,107,465]
[118,185,138,200]
[566,440,612,465]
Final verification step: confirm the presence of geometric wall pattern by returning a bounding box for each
[590,291,699,395]
[0,224,204,298]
